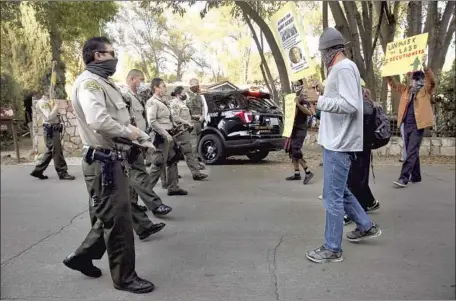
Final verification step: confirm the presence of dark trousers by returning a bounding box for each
[32,128,68,176]
[347,149,375,211]
[129,153,164,211]
[73,160,138,286]
[399,125,424,184]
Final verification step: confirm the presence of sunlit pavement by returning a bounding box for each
[1,160,455,300]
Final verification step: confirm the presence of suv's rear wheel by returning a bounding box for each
[246,150,269,162]
[198,134,225,165]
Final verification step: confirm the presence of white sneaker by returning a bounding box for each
[318,195,323,200]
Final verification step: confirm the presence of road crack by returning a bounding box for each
[1,209,88,266]
[268,235,284,300]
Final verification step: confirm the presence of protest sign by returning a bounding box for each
[282,93,297,138]
[381,33,428,77]
[269,2,316,81]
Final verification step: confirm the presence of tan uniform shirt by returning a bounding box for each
[36,96,60,124]
[121,86,147,132]
[71,70,149,149]
[170,97,191,125]
[145,94,174,138]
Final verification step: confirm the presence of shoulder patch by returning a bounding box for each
[40,103,48,109]
[84,80,102,92]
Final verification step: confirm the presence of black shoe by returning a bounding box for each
[366,200,381,212]
[139,223,166,240]
[152,204,172,216]
[303,171,314,184]
[410,178,421,183]
[178,175,182,179]
[286,174,301,181]
[138,205,148,212]
[344,214,353,226]
[346,223,382,242]
[59,173,75,180]
[193,173,208,181]
[393,179,407,188]
[30,171,48,180]
[167,189,188,196]
[63,253,102,278]
[114,277,155,294]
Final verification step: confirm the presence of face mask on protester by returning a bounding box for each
[180,94,187,101]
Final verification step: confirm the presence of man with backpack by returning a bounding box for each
[386,59,435,188]
[345,87,381,225]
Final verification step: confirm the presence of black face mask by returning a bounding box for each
[86,58,118,78]
[180,95,187,101]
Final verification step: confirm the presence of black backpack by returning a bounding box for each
[369,104,391,149]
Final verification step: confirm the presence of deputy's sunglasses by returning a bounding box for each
[96,50,116,57]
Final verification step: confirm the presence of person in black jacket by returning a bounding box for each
[344,87,380,225]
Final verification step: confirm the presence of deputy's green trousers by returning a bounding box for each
[72,160,138,287]
[148,140,180,193]
[190,121,202,159]
[32,127,68,176]
[175,131,200,176]
[129,153,164,212]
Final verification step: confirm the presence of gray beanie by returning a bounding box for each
[318,28,345,50]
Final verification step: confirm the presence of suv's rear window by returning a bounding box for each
[244,97,279,113]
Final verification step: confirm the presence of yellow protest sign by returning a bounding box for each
[282,93,297,138]
[382,33,428,77]
[269,2,316,81]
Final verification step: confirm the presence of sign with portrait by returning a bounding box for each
[269,2,315,81]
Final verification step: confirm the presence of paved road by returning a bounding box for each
[1,160,455,300]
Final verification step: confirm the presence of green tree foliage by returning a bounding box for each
[1,5,52,97]
[27,1,118,98]
[434,59,456,137]
[0,73,23,116]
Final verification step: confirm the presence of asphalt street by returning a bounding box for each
[1,159,455,300]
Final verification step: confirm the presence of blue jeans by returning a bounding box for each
[322,148,373,252]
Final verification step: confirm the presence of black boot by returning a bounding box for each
[139,223,166,240]
[63,253,102,278]
[30,171,48,180]
[114,277,155,294]
[59,172,75,180]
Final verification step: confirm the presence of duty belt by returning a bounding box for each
[82,146,125,187]
[43,123,63,138]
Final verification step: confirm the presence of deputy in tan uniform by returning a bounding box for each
[146,78,187,196]
[187,78,206,170]
[170,86,208,180]
[121,69,172,239]
[30,94,75,180]
[122,69,173,219]
[63,37,155,294]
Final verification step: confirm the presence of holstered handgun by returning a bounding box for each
[83,147,119,186]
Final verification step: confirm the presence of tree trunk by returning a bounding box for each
[48,28,66,99]
[176,60,183,81]
[321,1,328,80]
[243,12,278,101]
[329,1,377,100]
[260,63,273,96]
[236,1,290,94]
